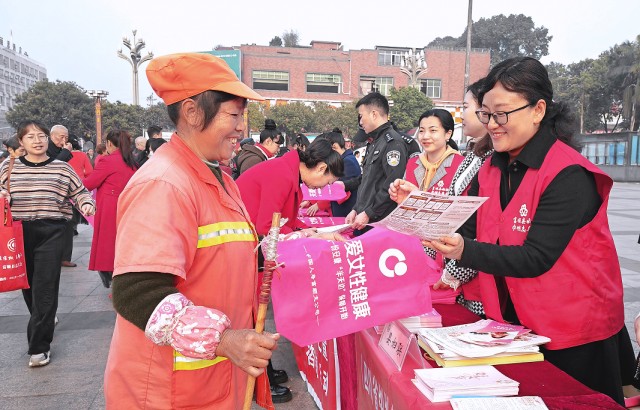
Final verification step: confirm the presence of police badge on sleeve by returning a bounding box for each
[386,150,400,166]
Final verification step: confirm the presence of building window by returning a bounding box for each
[359,76,394,97]
[252,70,289,91]
[306,73,341,93]
[420,79,442,99]
[378,50,404,66]
[631,135,639,165]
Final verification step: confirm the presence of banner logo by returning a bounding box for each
[379,249,407,278]
[7,238,15,252]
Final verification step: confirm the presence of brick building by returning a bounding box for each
[236,41,490,112]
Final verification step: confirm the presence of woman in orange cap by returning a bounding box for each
[104,53,278,409]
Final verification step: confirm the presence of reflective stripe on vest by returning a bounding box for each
[173,350,228,371]
[197,221,256,248]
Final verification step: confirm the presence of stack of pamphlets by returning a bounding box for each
[399,308,442,332]
[455,320,528,346]
[450,396,549,409]
[418,320,551,367]
[412,365,519,402]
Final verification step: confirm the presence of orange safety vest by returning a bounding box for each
[104,134,258,409]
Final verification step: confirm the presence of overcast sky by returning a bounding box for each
[1,0,639,104]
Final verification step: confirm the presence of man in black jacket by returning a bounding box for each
[47,124,73,162]
[48,125,76,267]
[346,93,409,233]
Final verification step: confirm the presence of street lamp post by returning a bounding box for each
[87,90,109,146]
[400,48,427,89]
[117,30,153,106]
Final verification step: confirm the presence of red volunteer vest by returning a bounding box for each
[405,153,464,195]
[475,141,623,350]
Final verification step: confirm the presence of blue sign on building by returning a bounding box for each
[201,50,242,80]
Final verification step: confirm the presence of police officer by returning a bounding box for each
[346,92,411,232]
[391,121,422,159]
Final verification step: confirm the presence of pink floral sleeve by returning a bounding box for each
[145,293,231,359]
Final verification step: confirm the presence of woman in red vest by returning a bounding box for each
[432,79,494,316]
[393,57,633,405]
[405,109,463,195]
[236,138,345,238]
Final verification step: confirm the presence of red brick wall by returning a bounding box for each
[424,48,490,104]
[239,45,490,106]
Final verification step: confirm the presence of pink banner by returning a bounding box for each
[272,227,435,346]
[301,183,347,201]
[292,340,340,410]
[299,207,331,218]
[298,216,346,228]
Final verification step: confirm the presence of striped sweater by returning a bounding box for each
[0,157,95,221]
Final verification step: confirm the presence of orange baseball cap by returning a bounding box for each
[146,53,264,105]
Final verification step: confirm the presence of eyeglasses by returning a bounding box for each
[475,103,532,125]
[24,135,49,143]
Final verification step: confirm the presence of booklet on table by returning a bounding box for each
[412,365,519,402]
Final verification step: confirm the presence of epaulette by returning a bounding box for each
[401,135,414,144]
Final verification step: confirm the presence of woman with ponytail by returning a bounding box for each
[393,57,633,405]
[83,130,137,288]
[237,138,344,239]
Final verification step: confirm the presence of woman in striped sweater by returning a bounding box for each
[0,120,95,368]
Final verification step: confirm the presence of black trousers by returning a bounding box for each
[21,219,66,355]
[61,214,75,262]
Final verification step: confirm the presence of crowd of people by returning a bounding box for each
[1,51,637,409]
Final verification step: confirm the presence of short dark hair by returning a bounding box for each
[356,92,389,116]
[479,57,577,149]
[467,78,484,102]
[3,135,21,150]
[147,125,163,138]
[148,137,167,153]
[68,134,81,150]
[240,137,255,148]
[17,120,49,140]
[96,143,107,155]
[324,131,345,149]
[296,133,310,149]
[166,90,245,131]
[286,134,298,148]
[418,109,457,149]
[298,138,343,177]
[419,109,455,134]
[466,78,493,157]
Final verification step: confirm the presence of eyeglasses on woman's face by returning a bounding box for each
[24,134,49,143]
[475,103,532,125]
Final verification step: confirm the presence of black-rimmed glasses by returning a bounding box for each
[475,103,532,125]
